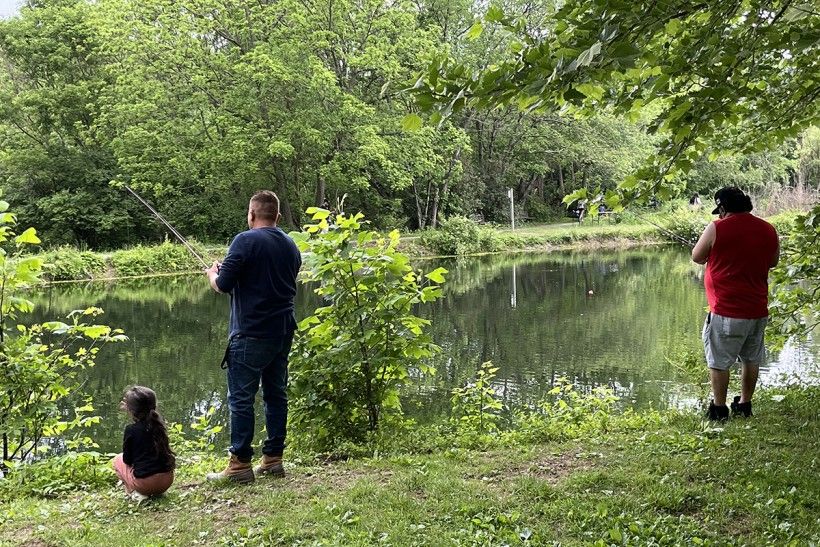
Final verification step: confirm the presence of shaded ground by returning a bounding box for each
[2,387,819,546]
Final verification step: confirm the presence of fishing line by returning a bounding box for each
[628,210,696,248]
[123,185,210,268]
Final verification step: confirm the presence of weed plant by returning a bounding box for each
[37,247,107,281]
[110,241,207,277]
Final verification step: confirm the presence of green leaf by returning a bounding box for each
[665,18,682,35]
[576,41,602,68]
[610,41,641,60]
[425,267,448,284]
[80,325,112,339]
[306,207,331,221]
[466,22,484,41]
[15,227,41,245]
[575,83,604,101]
[486,6,505,22]
[562,188,588,205]
[401,113,423,132]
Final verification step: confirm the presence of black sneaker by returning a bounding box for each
[730,396,753,417]
[706,401,730,421]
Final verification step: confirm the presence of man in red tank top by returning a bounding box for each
[691,187,779,421]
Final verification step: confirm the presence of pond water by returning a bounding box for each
[31,248,819,451]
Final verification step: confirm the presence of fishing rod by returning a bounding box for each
[629,210,696,248]
[123,185,210,268]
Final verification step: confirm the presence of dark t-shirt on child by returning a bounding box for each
[122,422,174,478]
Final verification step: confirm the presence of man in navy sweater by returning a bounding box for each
[204,191,301,483]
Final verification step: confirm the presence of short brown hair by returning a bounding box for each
[250,190,280,222]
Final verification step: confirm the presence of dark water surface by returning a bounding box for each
[31,248,818,451]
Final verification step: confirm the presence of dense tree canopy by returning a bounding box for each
[0,0,816,247]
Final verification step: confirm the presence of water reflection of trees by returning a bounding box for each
[29,249,716,448]
[418,249,706,415]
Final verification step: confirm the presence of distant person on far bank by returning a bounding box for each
[204,191,301,483]
[691,187,779,421]
[689,192,702,209]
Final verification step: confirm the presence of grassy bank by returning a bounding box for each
[28,210,802,281]
[415,210,802,258]
[2,385,818,546]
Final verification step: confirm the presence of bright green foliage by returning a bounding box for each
[450,361,504,439]
[0,309,126,464]
[167,406,223,457]
[0,450,113,498]
[655,208,710,246]
[289,208,447,451]
[38,247,107,281]
[419,216,482,255]
[511,378,621,443]
[92,0,456,234]
[769,208,820,348]
[109,241,208,278]
[0,0,152,248]
[0,200,126,465]
[413,1,820,204]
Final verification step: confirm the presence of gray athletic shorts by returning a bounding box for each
[702,312,768,371]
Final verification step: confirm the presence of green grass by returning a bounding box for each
[2,386,818,546]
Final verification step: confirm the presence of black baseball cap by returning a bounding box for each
[711,187,749,215]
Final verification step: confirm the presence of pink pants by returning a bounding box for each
[113,453,174,496]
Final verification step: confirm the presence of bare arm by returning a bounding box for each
[692,222,716,264]
[206,261,223,293]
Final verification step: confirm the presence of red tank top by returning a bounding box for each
[704,213,778,319]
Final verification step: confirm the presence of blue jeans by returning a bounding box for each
[226,333,293,461]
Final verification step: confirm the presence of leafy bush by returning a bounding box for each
[166,406,223,456]
[655,208,709,246]
[38,246,107,281]
[526,198,565,223]
[110,240,205,277]
[0,450,113,498]
[419,216,482,255]
[767,210,801,234]
[510,379,620,443]
[450,361,504,441]
[289,208,446,453]
[0,196,125,469]
[769,205,820,349]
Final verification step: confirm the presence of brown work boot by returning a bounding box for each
[254,454,285,478]
[206,454,255,484]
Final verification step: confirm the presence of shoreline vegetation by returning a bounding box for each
[1,385,817,546]
[3,206,817,545]
[31,210,799,283]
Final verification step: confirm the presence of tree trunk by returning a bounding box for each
[557,165,565,194]
[315,176,326,207]
[411,179,425,229]
[430,185,441,228]
[272,164,296,227]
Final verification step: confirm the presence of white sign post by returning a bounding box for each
[507,187,515,230]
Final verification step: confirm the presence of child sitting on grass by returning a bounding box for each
[113,386,175,499]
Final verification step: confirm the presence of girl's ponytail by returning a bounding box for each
[148,407,176,468]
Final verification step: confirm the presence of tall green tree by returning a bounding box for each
[95,0,465,234]
[0,0,152,248]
